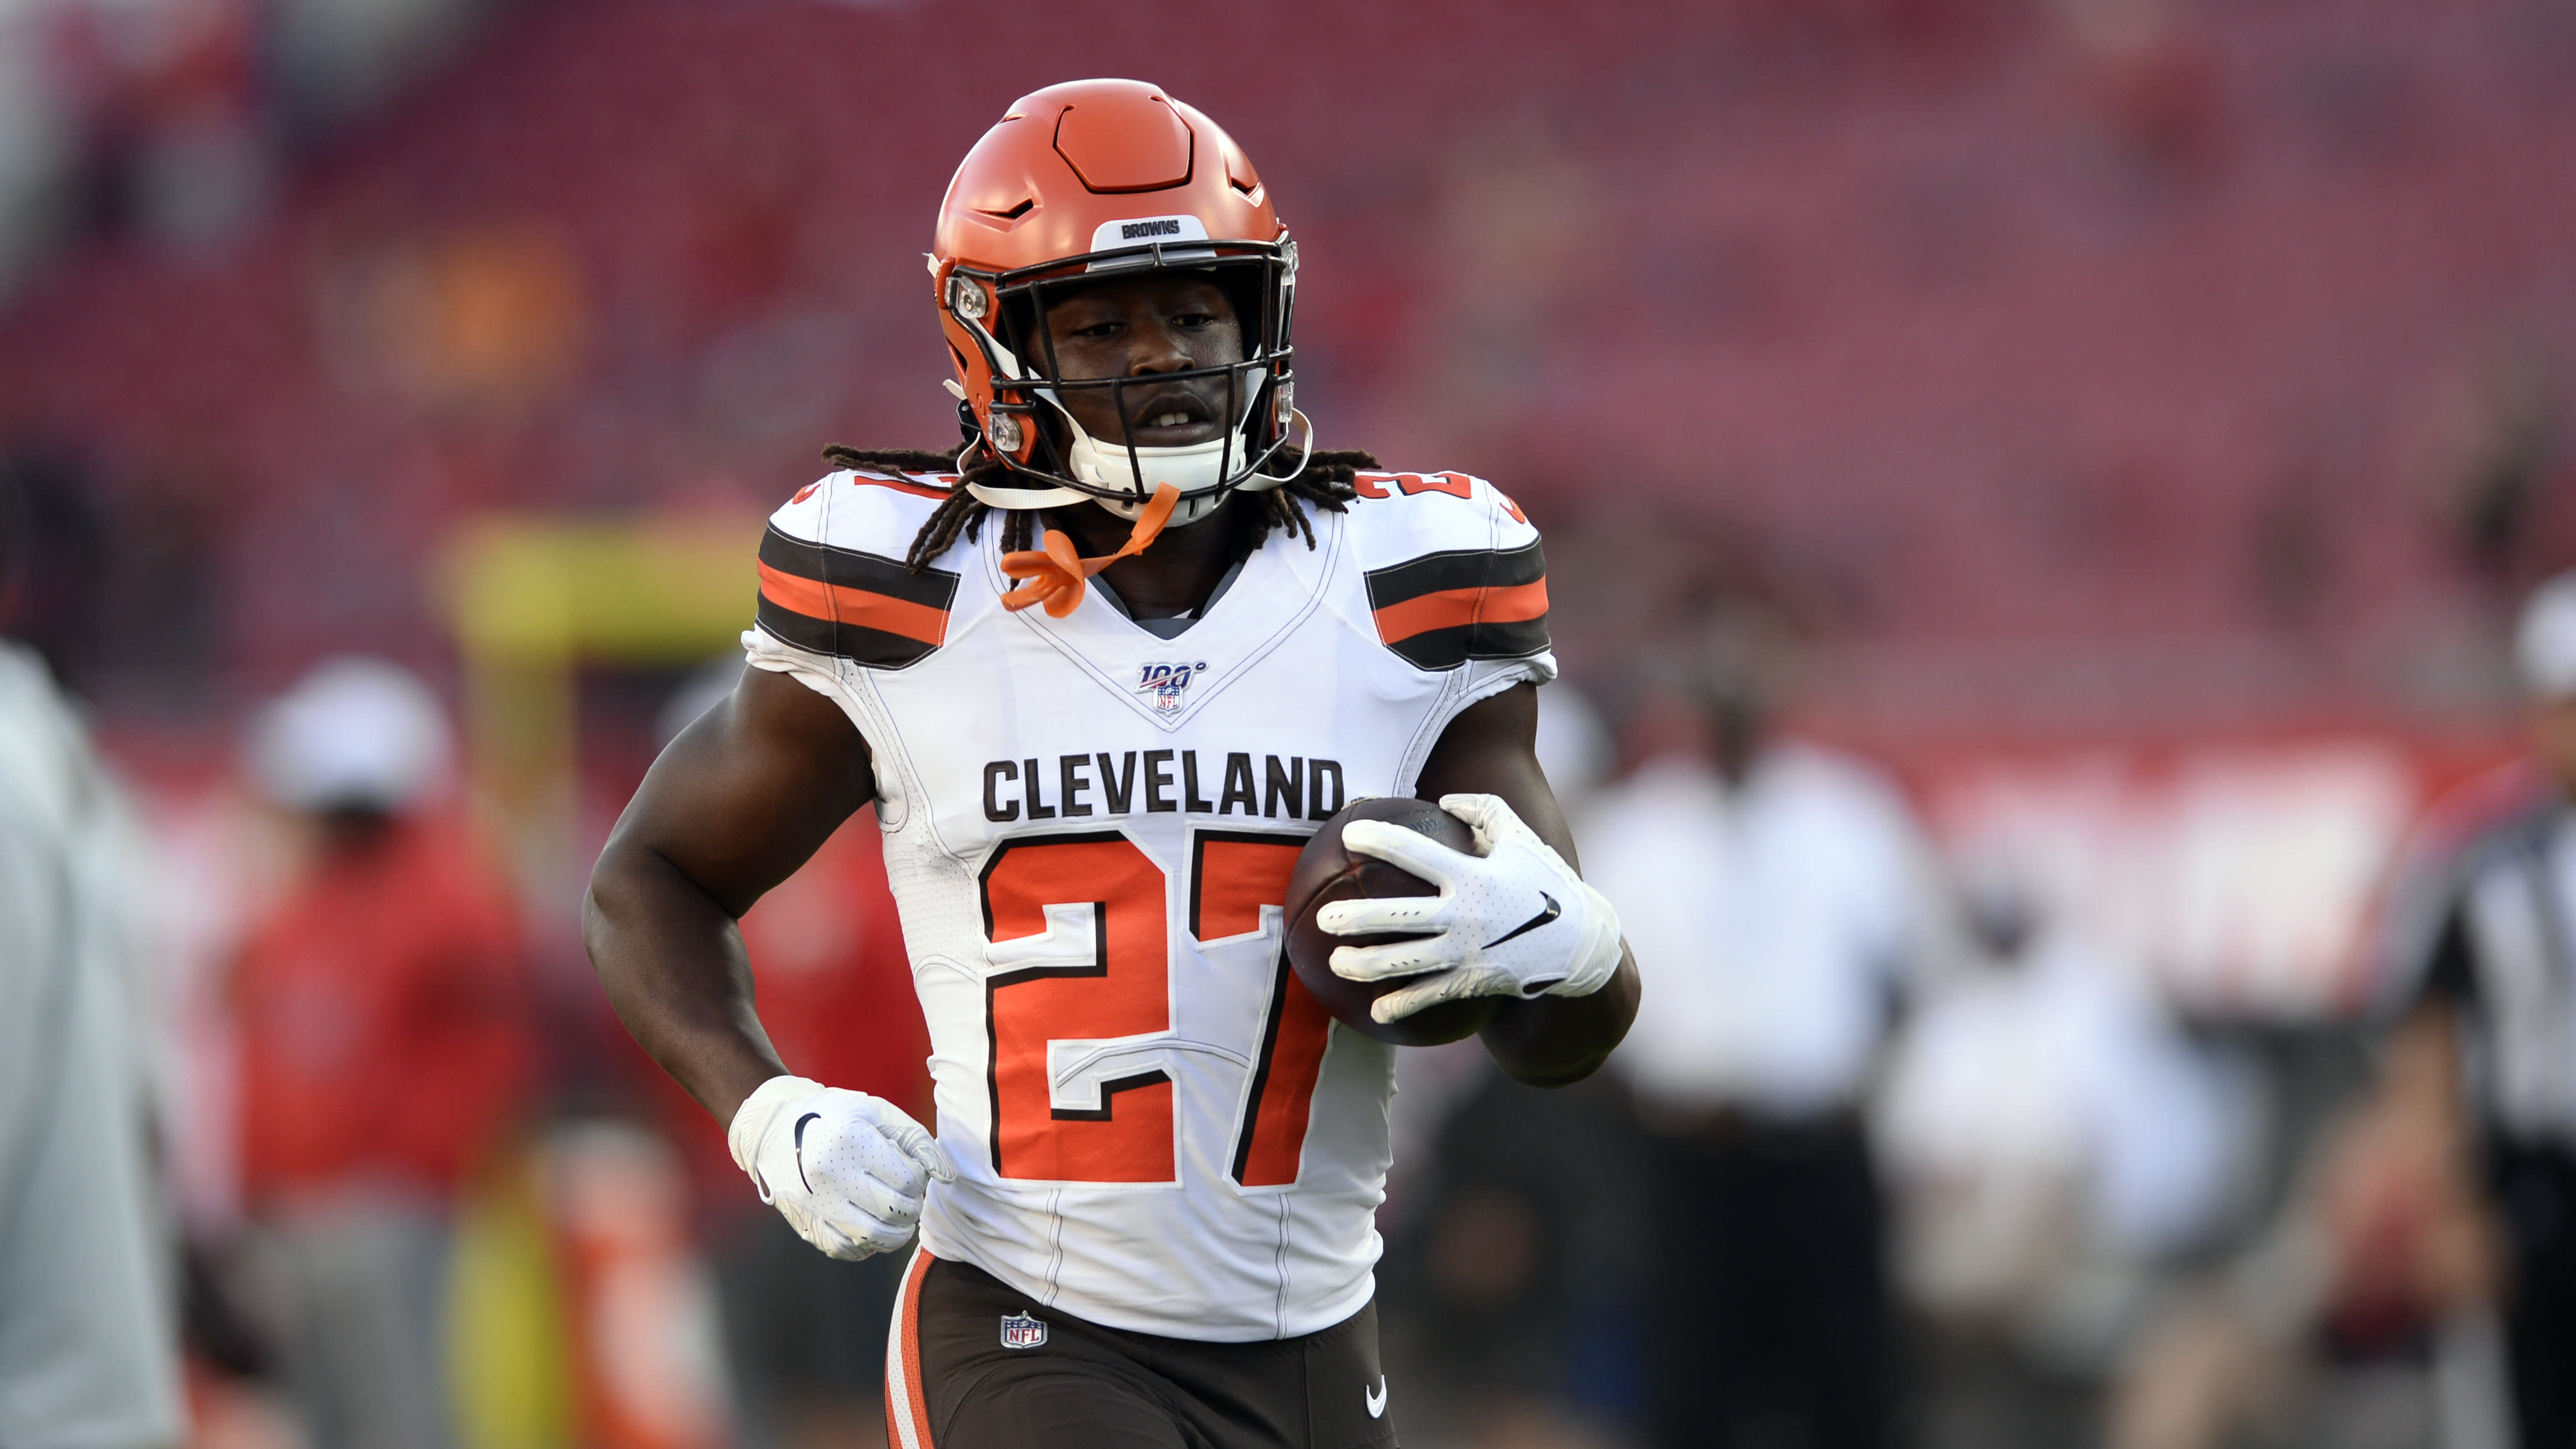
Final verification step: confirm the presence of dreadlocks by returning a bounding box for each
[817,443,1380,574]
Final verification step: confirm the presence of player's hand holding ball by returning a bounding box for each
[1315,792,1623,1026]
[728,1075,952,1261]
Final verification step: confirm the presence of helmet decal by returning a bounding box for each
[1088,216,1210,251]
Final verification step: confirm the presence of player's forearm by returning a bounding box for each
[1480,946,1638,1087]
[583,839,790,1123]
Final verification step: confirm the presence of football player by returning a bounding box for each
[586,79,1639,1449]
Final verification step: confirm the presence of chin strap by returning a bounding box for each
[999,483,1181,618]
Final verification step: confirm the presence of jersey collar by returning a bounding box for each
[987,512,1343,733]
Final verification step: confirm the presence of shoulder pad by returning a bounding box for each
[755,470,963,670]
[1342,469,1548,672]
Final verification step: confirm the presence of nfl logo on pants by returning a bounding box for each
[1000,1312,1048,1350]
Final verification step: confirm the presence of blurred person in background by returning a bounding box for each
[2103,578,2576,1449]
[2106,1021,2505,1449]
[0,469,186,1449]
[657,659,933,1449]
[1580,609,1950,1449]
[229,657,533,1449]
[1376,1055,1648,1446]
[1876,865,2240,1448]
[2363,570,2576,1449]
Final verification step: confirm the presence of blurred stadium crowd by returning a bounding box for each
[2,0,2575,1446]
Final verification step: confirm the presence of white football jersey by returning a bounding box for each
[741,464,1554,1341]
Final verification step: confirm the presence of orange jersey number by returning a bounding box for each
[979,830,1331,1187]
[982,834,1177,1181]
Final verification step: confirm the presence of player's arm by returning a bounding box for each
[1403,681,1640,1087]
[584,664,870,1123]
[586,666,948,1261]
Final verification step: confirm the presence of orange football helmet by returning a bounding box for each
[932,79,1308,523]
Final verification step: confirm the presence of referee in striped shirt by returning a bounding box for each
[2387,572,2576,1448]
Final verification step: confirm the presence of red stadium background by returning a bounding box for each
[3,0,2572,1444]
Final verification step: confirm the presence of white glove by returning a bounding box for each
[727,1075,950,1261]
[1317,792,1624,1025]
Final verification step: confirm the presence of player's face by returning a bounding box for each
[1034,271,1245,451]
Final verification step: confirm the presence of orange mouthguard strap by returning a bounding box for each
[999,484,1182,618]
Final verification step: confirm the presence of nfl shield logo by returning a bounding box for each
[999,1312,1048,1350]
[1135,662,1207,718]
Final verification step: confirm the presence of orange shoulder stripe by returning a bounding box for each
[1371,578,1549,645]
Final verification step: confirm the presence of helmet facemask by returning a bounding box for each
[946,237,1307,528]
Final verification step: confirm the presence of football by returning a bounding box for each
[1284,797,1503,1046]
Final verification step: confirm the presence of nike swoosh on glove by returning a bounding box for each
[1316,792,1624,1025]
[727,1075,952,1261]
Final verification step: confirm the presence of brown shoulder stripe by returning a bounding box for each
[756,527,959,669]
[1363,540,1550,671]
